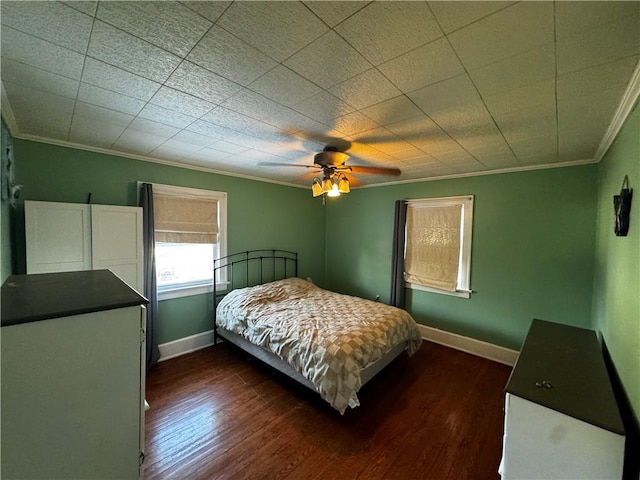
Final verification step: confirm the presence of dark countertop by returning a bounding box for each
[2,270,148,327]
[506,319,624,435]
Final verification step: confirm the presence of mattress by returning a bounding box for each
[216,277,422,413]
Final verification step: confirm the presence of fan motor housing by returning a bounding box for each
[314,148,349,167]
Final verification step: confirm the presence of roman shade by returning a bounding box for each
[153,193,218,244]
[405,203,461,292]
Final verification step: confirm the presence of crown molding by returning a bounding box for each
[0,81,20,135]
[4,132,308,189]
[357,158,598,189]
[592,58,640,163]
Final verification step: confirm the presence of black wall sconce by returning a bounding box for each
[614,175,633,236]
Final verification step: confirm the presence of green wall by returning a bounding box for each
[593,101,640,418]
[325,165,599,350]
[12,139,326,344]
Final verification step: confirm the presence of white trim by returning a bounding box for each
[1,81,19,135]
[7,132,307,189]
[157,324,520,367]
[418,324,519,366]
[158,329,215,362]
[593,58,640,163]
[358,158,598,189]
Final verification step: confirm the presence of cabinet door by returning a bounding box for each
[25,201,91,273]
[91,205,144,292]
[1,306,144,479]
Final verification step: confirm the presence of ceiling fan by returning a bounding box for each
[261,146,401,197]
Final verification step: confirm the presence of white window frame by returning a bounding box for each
[139,182,227,301]
[405,195,474,299]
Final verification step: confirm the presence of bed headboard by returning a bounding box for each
[213,249,298,343]
[213,248,297,300]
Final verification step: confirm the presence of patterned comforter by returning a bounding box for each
[215,277,422,413]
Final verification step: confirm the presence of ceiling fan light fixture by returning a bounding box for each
[311,178,324,197]
[337,175,350,193]
[321,177,333,193]
[327,179,341,197]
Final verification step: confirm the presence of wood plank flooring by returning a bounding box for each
[144,341,512,479]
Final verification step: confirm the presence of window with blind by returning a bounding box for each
[405,195,473,298]
[151,183,227,300]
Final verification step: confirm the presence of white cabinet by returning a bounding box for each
[1,270,148,479]
[25,201,143,292]
[500,319,625,479]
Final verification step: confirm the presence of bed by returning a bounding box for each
[213,250,423,414]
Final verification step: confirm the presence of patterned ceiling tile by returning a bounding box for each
[555,1,640,40]
[335,2,443,66]
[2,81,74,140]
[1,1,638,186]
[330,68,402,110]
[77,83,145,116]
[69,116,127,149]
[448,2,554,71]
[249,65,322,109]
[81,58,161,102]
[187,25,277,86]
[149,86,215,118]
[216,2,328,62]
[1,58,80,99]
[96,1,212,57]
[87,21,181,83]
[332,111,380,137]
[284,31,372,89]
[428,1,515,34]
[61,1,98,16]
[165,61,243,105]
[222,89,320,133]
[556,13,640,76]
[469,43,556,99]
[302,1,368,28]
[360,96,424,127]
[1,1,92,54]
[378,37,465,94]
[180,1,231,23]
[137,103,197,129]
[292,90,355,127]
[1,27,85,79]
[73,101,135,127]
[113,128,173,156]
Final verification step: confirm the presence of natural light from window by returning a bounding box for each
[156,243,216,289]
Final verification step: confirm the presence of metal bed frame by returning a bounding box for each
[213,249,298,345]
[212,249,411,403]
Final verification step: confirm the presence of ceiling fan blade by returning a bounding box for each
[257,162,320,169]
[347,165,401,176]
[343,172,363,188]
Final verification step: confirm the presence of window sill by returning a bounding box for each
[158,282,228,301]
[406,282,471,299]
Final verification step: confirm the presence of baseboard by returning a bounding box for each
[158,329,215,362]
[158,325,519,367]
[418,324,519,366]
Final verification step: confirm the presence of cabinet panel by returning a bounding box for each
[91,205,143,292]
[1,306,144,479]
[25,201,91,273]
[25,201,144,293]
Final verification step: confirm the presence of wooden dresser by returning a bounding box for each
[500,319,625,479]
[1,270,148,479]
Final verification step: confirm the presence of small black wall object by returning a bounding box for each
[614,175,633,236]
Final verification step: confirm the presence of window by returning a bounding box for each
[405,195,473,298]
[149,183,227,300]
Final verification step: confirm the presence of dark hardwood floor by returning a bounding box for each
[144,341,512,479]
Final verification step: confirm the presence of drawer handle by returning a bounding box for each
[535,380,553,389]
